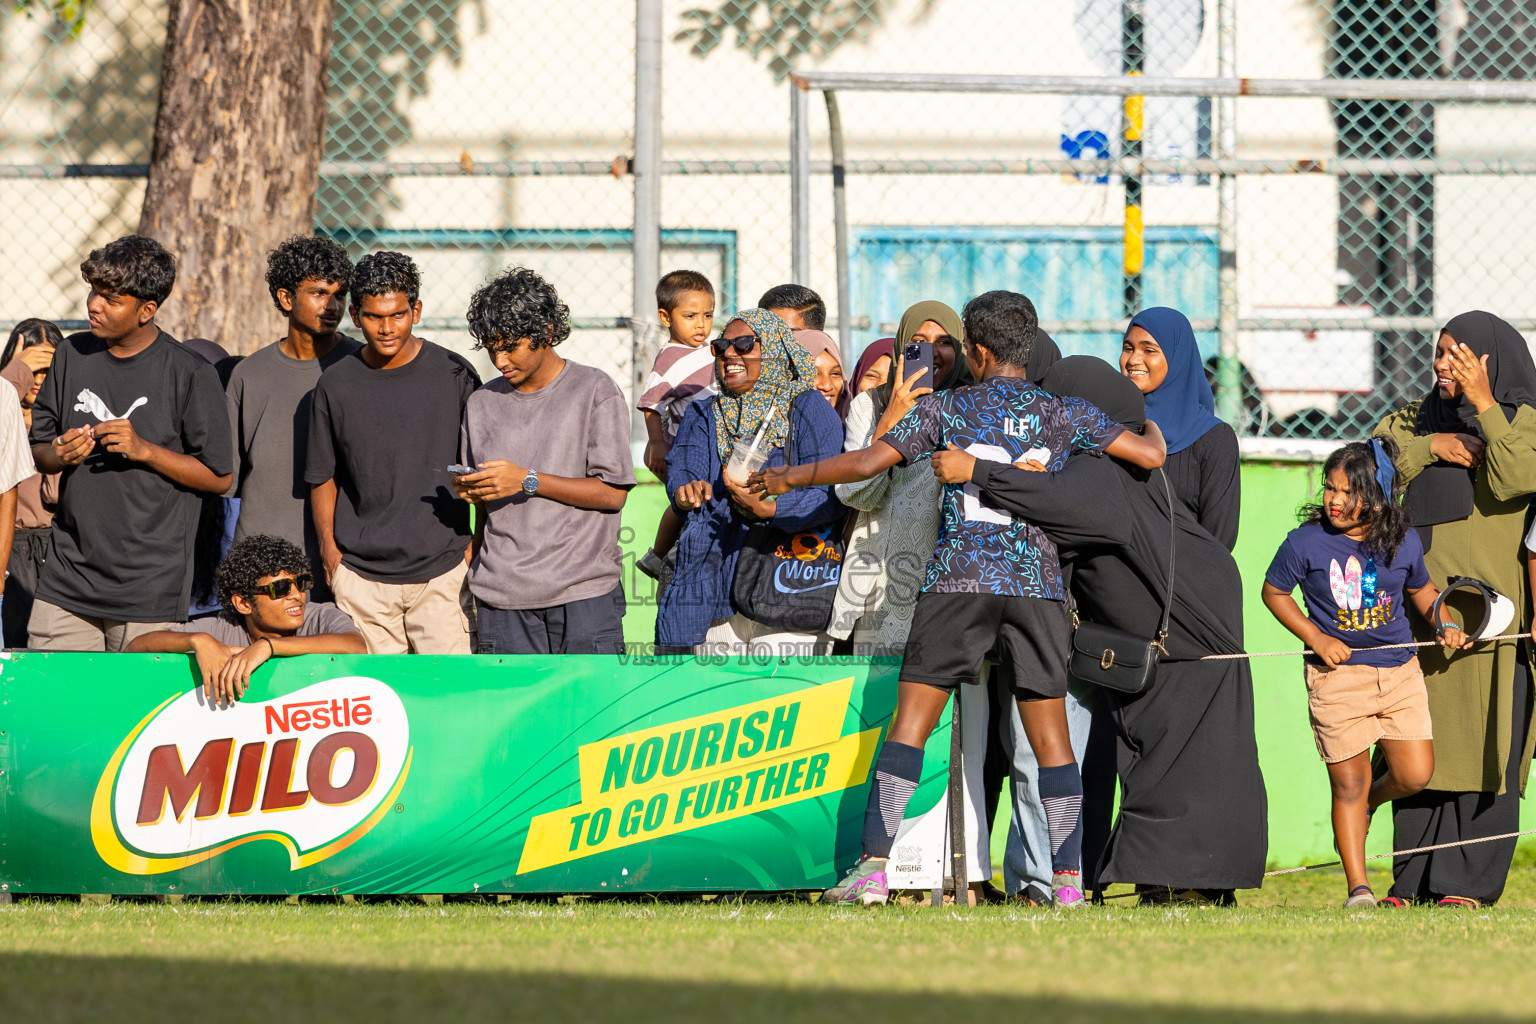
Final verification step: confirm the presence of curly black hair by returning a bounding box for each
[81,235,176,305]
[1299,437,1411,563]
[266,235,353,310]
[465,266,571,351]
[217,535,313,612]
[963,290,1038,369]
[349,251,420,309]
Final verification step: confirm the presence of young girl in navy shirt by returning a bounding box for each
[1262,438,1468,908]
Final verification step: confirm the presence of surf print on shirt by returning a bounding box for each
[1327,554,1397,631]
[1265,522,1431,669]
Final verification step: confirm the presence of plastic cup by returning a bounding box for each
[725,442,770,488]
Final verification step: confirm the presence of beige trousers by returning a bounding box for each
[28,599,177,652]
[331,559,474,655]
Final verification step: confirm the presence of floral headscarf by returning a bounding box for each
[712,307,817,460]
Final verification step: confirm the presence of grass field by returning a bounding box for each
[6,865,1536,1023]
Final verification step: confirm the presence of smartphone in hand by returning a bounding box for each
[446,464,476,476]
[903,341,935,390]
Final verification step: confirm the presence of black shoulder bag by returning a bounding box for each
[730,414,846,633]
[1067,468,1175,694]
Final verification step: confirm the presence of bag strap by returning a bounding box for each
[784,399,798,467]
[1153,467,1176,653]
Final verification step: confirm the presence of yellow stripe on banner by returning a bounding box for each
[1124,205,1144,276]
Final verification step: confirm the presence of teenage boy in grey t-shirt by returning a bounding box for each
[227,236,359,577]
[453,268,634,654]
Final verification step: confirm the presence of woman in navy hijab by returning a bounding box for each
[1120,307,1241,549]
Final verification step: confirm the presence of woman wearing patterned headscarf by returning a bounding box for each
[1373,311,1536,908]
[655,308,845,655]
[1121,307,1241,550]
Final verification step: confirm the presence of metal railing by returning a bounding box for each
[788,70,1536,422]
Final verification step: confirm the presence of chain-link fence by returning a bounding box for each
[5,0,1536,442]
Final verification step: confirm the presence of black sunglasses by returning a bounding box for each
[710,334,758,356]
[248,574,314,600]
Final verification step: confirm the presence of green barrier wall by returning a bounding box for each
[4,466,1527,896]
[618,467,1536,870]
[0,654,946,896]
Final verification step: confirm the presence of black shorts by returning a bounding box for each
[900,591,1071,701]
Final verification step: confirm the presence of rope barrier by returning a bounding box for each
[1080,632,1534,898]
[1093,827,1536,899]
[1261,827,1536,877]
[1196,631,1530,661]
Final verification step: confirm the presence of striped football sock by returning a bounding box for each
[1038,762,1084,875]
[861,741,924,858]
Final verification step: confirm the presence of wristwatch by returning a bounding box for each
[522,469,539,495]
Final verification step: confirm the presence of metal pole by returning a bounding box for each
[632,0,663,459]
[1121,1,1145,318]
[947,695,967,905]
[1215,0,1242,425]
[790,78,812,285]
[790,70,1536,102]
[826,90,851,368]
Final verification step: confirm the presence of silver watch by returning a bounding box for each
[522,469,539,495]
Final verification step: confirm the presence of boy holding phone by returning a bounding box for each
[453,267,635,655]
[305,252,481,654]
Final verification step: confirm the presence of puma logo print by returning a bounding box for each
[73,389,147,422]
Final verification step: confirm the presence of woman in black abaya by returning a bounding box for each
[933,356,1269,900]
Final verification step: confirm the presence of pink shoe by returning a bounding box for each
[1052,871,1087,908]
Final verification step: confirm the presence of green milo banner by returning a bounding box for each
[0,652,952,895]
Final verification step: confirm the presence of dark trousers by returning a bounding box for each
[1390,653,1532,905]
[5,526,49,649]
[476,585,626,655]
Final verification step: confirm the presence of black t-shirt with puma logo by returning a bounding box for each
[30,330,233,622]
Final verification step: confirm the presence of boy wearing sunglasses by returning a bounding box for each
[128,535,365,704]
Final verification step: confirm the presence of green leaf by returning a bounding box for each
[10,0,94,36]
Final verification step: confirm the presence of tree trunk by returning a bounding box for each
[139,0,336,354]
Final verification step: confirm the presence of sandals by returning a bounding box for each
[1437,895,1482,909]
[1374,895,1484,909]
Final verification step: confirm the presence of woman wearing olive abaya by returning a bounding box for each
[934,356,1269,901]
[1373,311,1536,907]
[1121,308,1241,550]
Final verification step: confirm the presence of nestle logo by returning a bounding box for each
[264,697,372,735]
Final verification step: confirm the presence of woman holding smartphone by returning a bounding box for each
[830,300,972,648]
[824,299,1004,893]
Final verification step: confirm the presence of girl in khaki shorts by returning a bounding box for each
[1262,439,1470,908]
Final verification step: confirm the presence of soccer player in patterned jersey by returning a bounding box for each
[752,290,1167,906]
